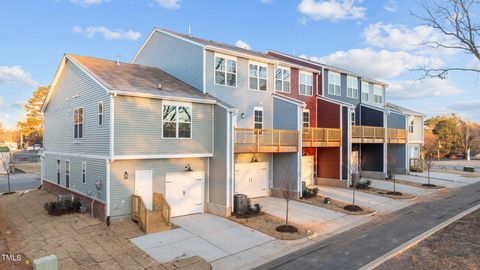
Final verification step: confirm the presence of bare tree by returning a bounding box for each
[458,120,478,160]
[0,151,13,194]
[422,144,437,187]
[387,151,400,194]
[278,176,297,227]
[412,0,480,79]
[344,152,366,209]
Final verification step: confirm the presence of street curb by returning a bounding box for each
[359,202,480,270]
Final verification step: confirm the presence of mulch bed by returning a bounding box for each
[381,179,445,190]
[300,195,375,215]
[357,187,416,200]
[228,212,313,240]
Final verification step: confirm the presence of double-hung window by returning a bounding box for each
[351,111,356,126]
[361,81,369,102]
[409,119,415,134]
[374,85,383,104]
[274,67,290,92]
[82,162,86,184]
[254,108,263,130]
[162,103,192,138]
[303,110,310,128]
[328,71,341,96]
[299,71,313,96]
[249,63,268,91]
[98,102,103,126]
[347,76,358,99]
[65,160,70,188]
[56,159,61,185]
[215,55,237,87]
[73,108,84,139]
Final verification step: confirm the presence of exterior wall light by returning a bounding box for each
[124,171,128,180]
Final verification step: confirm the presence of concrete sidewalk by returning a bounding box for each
[412,171,480,184]
[395,173,475,188]
[370,179,434,197]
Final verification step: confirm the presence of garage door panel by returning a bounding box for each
[166,171,204,217]
[235,162,268,198]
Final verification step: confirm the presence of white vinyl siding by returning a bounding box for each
[249,63,268,91]
[328,71,341,96]
[374,85,383,104]
[274,67,290,93]
[347,76,358,99]
[73,107,84,139]
[361,81,369,102]
[299,71,313,96]
[162,103,192,139]
[214,55,237,87]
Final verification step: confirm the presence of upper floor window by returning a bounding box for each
[373,85,383,104]
[275,67,290,93]
[82,161,86,184]
[215,55,237,87]
[254,108,263,130]
[361,81,369,102]
[249,63,268,91]
[73,108,84,139]
[98,102,104,126]
[351,111,356,126]
[162,103,192,138]
[303,110,310,128]
[409,119,415,133]
[328,71,341,96]
[299,71,313,96]
[347,76,358,99]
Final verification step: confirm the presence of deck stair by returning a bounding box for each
[131,192,172,234]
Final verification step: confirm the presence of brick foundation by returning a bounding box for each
[42,180,107,222]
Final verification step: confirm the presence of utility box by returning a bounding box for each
[233,194,248,214]
[33,254,58,270]
[464,166,475,173]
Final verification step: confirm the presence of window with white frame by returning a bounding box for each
[249,63,268,91]
[409,119,415,133]
[98,102,103,126]
[65,160,70,188]
[254,108,263,130]
[56,159,61,184]
[303,110,310,128]
[214,55,237,87]
[374,85,383,104]
[82,162,86,184]
[275,67,290,92]
[299,71,313,96]
[361,81,369,102]
[351,111,356,126]
[328,71,341,96]
[162,103,192,138]
[73,108,84,139]
[347,76,358,99]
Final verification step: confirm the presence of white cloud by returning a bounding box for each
[306,48,444,79]
[72,26,141,41]
[298,0,366,21]
[260,0,273,3]
[0,66,38,87]
[387,78,463,99]
[447,100,480,111]
[235,40,251,50]
[155,0,180,9]
[70,0,108,7]
[384,0,397,12]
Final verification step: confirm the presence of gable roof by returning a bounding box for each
[386,102,424,117]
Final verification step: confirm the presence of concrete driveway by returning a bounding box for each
[130,213,274,263]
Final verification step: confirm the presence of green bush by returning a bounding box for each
[44,199,81,216]
[302,187,319,199]
[353,179,372,190]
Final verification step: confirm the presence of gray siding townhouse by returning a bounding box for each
[41,54,223,222]
[132,29,315,215]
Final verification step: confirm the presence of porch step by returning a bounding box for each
[145,213,171,234]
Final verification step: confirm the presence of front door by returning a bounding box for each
[135,170,153,210]
[301,156,314,186]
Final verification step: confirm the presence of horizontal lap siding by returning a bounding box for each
[43,61,110,156]
[43,153,107,202]
[409,115,424,142]
[387,144,407,173]
[387,112,406,129]
[209,105,228,206]
[273,97,298,130]
[109,158,208,217]
[114,96,213,156]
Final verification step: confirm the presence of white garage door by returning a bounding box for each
[301,156,314,186]
[235,162,268,198]
[166,171,204,217]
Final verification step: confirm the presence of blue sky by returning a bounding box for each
[1,0,479,128]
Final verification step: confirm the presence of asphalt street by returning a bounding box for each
[256,181,480,270]
[0,172,41,193]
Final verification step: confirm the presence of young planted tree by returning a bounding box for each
[422,143,437,187]
[343,153,365,212]
[0,150,13,194]
[387,151,402,196]
[276,173,298,233]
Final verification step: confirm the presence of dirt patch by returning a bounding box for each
[380,179,445,189]
[377,208,480,270]
[229,212,313,240]
[357,187,415,200]
[0,190,211,270]
[300,195,375,215]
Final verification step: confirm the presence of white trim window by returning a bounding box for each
[162,103,192,138]
[351,111,356,126]
[73,108,84,139]
[328,71,341,96]
[249,63,268,91]
[56,159,61,185]
[361,81,369,102]
[98,102,104,126]
[303,110,310,128]
[275,67,290,93]
[299,71,313,96]
[65,160,70,188]
[374,85,384,104]
[347,76,358,99]
[409,118,415,133]
[253,107,263,130]
[82,161,86,184]
[214,55,237,87]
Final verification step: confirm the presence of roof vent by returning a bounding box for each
[158,83,162,89]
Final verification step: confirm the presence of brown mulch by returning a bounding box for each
[299,195,375,215]
[377,208,480,270]
[357,187,416,200]
[228,212,313,240]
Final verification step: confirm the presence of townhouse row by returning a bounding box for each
[40,28,424,223]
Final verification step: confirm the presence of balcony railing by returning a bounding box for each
[302,127,342,147]
[352,125,385,143]
[234,128,299,153]
[387,128,407,144]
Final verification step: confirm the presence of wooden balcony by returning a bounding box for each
[302,127,342,147]
[387,128,407,144]
[234,128,299,153]
[352,125,385,143]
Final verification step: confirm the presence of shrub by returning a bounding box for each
[352,179,371,190]
[44,199,81,216]
[323,197,332,204]
[302,187,319,199]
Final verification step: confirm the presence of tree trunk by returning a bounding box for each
[428,169,431,185]
[467,149,471,161]
[7,173,11,193]
[285,200,289,226]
